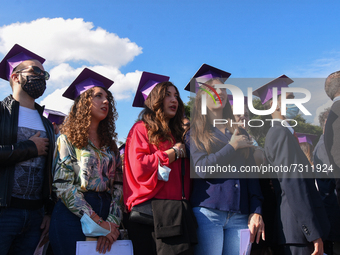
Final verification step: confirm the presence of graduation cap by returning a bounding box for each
[43,109,67,125]
[62,68,113,100]
[118,144,126,156]
[184,64,231,93]
[227,95,248,106]
[253,75,293,104]
[296,132,318,145]
[0,44,46,81]
[132,71,170,107]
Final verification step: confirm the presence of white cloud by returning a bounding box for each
[38,87,72,115]
[0,18,143,103]
[0,80,11,100]
[44,64,142,101]
[38,65,142,113]
[0,18,142,67]
[109,70,142,100]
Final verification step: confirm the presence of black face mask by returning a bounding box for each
[21,75,46,99]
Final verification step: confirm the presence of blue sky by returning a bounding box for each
[0,0,339,142]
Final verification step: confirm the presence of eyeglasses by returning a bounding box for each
[15,66,50,80]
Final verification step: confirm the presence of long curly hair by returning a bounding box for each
[191,78,249,158]
[138,81,185,146]
[61,86,119,154]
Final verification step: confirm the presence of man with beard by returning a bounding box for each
[0,44,55,255]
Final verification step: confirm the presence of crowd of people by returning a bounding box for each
[1,43,340,255]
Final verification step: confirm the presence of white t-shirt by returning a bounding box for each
[18,106,45,131]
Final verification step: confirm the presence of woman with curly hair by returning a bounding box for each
[123,72,192,255]
[49,69,123,255]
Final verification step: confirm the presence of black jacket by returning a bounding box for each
[265,121,330,244]
[324,100,340,205]
[0,95,55,214]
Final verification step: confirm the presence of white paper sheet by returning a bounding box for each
[76,240,133,255]
[239,229,252,255]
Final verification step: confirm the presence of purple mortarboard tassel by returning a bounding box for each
[62,68,113,101]
[194,70,222,93]
[74,78,105,99]
[0,44,46,81]
[132,72,170,107]
[184,64,231,93]
[253,75,293,104]
[7,52,32,80]
[141,80,160,100]
[119,144,126,155]
[296,132,318,145]
[43,109,67,125]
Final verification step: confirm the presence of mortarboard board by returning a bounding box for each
[228,95,248,106]
[296,132,318,145]
[119,144,126,156]
[0,44,46,81]
[43,109,67,125]
[132,71,170,107]
[253,75,293,105]
[184,64,231,93]
[62,68,113,100]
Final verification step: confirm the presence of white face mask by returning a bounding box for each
[80,213,110,237]
[157,159,171,182]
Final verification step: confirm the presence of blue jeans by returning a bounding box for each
[49,191,111,255]
[0,207,44,255]
[193,207,248,255]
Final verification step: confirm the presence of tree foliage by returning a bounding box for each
[248,98,322,147]
[184,96,194,119]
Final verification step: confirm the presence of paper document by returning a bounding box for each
[239,229,252,255]
[76,240,133,255]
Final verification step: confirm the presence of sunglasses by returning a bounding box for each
[15,66,50,80]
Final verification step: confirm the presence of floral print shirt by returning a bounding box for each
[53,134,123,225]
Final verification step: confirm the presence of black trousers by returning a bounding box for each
[282,243,314,255]
[127,218,157,255]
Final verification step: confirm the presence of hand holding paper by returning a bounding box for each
[76,240,133,255]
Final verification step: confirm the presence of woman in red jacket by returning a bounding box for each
[123,73,190,255]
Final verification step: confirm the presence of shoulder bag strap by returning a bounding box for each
[181,158,186,199]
